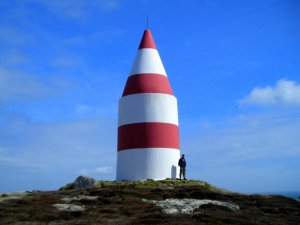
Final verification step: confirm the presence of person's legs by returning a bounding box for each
[183,167,186,180]
[179,167,183,180]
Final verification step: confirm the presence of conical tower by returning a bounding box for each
[117,29,180,181]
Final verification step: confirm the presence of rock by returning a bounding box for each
[61,195,98,203]
[143,198,239,215]
[73,176,96,188]
[60,176,96,190]
[53,203,85,212]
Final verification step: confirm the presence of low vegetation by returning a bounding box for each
[1,179,299,225]
[94,179,223,190]
[0,194,8,198]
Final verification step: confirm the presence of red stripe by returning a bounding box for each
[122,74,173,96]
[118,123,180,151]
[138,29,157,50]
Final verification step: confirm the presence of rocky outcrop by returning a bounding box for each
[143,198,239,215]
[73,176,96,188]
[60,176,96,190]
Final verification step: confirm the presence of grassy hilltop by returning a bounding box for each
[0,179,299,225]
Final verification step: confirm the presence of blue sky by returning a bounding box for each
[0,0,300,193]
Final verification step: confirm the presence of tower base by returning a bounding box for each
[116,148,180,181]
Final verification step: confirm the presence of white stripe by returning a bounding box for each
[129,48,167,76]
[116,148,180,181]
[118,93,178,126]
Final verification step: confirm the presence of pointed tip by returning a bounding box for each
[138,29,157,50]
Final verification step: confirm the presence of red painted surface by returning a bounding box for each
[122,74,173,96]
[138,29,157,50]
[118,122,180,151]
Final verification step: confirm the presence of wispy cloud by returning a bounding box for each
[0,144,47,170]
[186,111,300,167]
[52,55,84,68]
[240,79,300,106]
[0,155,48,169]
[30,0,122,20]
[74,103,117,118]
[0,112,116,191]
[0,67,71,103]
[78,166,114,176]
[0,49,31,66]
[184,110,300,192]
[0,27,34,45]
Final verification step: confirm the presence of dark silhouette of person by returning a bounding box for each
[178,154,186,180]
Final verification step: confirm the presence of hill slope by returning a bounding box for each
[0,180,299,225]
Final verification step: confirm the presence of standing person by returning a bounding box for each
[178,154,186,180]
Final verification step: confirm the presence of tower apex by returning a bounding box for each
[138,29,157,50]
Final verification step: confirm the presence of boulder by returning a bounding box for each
[72,176,96,188]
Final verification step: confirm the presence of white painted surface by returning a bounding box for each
[118,93,178,126]
[116,148,180,181]
[129,48,167,76]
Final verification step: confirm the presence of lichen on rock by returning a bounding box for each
[53,203,85,212]
[143,198,239,215]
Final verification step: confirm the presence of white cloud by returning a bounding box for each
[241,79,300,106]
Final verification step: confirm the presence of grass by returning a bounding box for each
[93,179,223,191]
[0,194,8,198]
[1,179,299,225]
[59,178,229,194]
